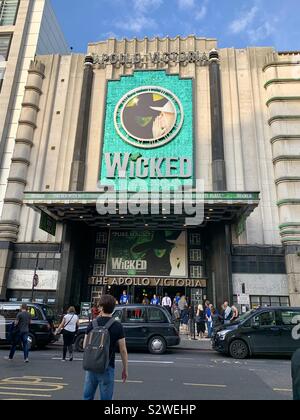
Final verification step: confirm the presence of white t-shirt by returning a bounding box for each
[162,297,172,307]
[63,313,79,332]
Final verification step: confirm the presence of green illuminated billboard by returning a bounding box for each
[100,71,194,188]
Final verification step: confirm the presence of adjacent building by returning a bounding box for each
[0,34,299,311]
[0,0,68,213]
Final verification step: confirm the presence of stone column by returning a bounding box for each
[209,49,227,192]
[69,55,94,191]
[0,60,45,299]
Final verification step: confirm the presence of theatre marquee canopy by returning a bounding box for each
[23,191,260,229]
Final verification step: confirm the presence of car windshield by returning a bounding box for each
[41,305,56,320]
[232,309,257,324]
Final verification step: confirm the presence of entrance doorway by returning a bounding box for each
[133,287,157,304]
[162,287,187,304]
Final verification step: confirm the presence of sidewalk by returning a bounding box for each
[177,334,213,351]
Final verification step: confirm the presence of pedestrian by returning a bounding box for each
[211,306,223,335]
[187,304,195,339]
[142,295,150,305]
[7,303,31,363]
[231,305,239,322]
[91,303,100,320]
[223,301,233,325]
[195,304,206,339]
[292,349,300,401]
[171,303,181,332]
[151,294,160,305]
[174,293,181,306]
[162,293,172,314]
[83,294,128,401]
[179,296,188,333]
[57,306,79,362]
[204,300,212,338]
[120,290,129,305]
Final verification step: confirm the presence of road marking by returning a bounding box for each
[273,388,292,393]
[0,376,68,400]
[115,380,144,384]
[184,383,227,388]
[25,376,64,380]
[0,392,52,398]
[52,357,173,365]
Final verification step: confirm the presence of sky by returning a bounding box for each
[51,0,300,53]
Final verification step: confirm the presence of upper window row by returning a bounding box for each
[0,0,19,26]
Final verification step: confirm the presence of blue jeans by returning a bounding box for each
[207,321,213,338]
[9,332,29,360]
[83,367,115,400]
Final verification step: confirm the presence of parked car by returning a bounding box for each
[0,302,56,350]
[212,307,300,359]
[74,304,180,355]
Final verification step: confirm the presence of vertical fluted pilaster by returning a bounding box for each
[0,60,45,241]
[69,55,94,191]
[209,49,227,192]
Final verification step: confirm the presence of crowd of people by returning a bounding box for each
[113,290,240,340]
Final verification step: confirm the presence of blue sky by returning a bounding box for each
[51,0,300,52]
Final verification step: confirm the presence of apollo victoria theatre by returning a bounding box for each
[0,36,299,311]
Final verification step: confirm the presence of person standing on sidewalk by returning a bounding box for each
[204,301,212,338]
[223,301,233,325]
[195,304,206,339]
[83,295,128,401]
[57,306,79,362]
[162,293,172,314]
[8,304,31,363]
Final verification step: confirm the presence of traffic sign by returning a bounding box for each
[237,294,250,305]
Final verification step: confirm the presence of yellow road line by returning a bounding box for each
[273,388,292,393]
[184,383,227,388]
[0,386,63,392]
[0,381,68,387]
[0,392,52,398]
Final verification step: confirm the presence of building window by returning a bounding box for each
[190,265,204,278]
[95,248,106,261]
[190,249,202,262]
[0,34,11,60]
[0,1,19,26]
[96,231,108,244]
[189,233,201,246]
[250,296,290,309]
[93,264,105,276]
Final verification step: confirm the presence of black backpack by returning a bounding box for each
[83,318,116,374]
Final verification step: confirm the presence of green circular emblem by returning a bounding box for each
[114,86,184,149]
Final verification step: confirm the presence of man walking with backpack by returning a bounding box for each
[83,295,128,400]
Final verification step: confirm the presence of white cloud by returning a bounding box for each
[248,20,276,43]
[229,6,259,34]
[133,0,163,14]
[178,0,195,9]
[195,0,209,21]
[115,15,157,33]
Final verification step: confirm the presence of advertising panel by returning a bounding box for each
[107,230,187,278]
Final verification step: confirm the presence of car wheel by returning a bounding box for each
[229,340,249,360]
[74,334,85,353]
[148,336,167,355]
[26,334,36,351]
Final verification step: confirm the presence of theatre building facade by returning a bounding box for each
[0,36,299,311]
